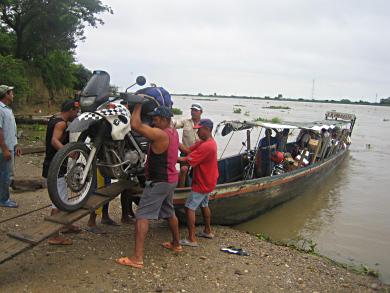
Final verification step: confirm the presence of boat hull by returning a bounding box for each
[173,149,348,225]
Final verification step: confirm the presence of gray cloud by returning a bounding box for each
[76,0,390,101]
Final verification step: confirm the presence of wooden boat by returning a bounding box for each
[173,111,356,225]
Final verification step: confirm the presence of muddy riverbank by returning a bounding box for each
[0,153,388,292]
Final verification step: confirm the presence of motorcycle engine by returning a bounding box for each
[124,150,140,165]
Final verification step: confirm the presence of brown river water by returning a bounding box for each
[174,96,390,283]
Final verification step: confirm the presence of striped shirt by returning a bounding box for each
[146,128,179,183]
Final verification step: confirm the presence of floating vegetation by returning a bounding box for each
[262,105,291,110]
[253,116,282,123]
[192,98,217,101]
[244,111,250,116]
[172,108,183,115]
[360,264,379,278]
[233,107,242,114]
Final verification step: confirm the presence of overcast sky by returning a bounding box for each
[76,0,390,102]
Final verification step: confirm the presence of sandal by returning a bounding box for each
[179,239,199,247]
[116,257,143,269]
[48,236,73,245]
[61,225,82,234]
[162,242,183,253]
[196,231,215,239]
[83,226,107,235]
[101,218,120,226]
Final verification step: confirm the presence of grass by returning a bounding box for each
[172,108,183,115]
[18,124,47,143]
[253,116,283,123]
[192,98,217,101]
[263,105,291,110]
[233,107,242,114]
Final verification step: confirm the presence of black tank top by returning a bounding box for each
[42,116,69,178]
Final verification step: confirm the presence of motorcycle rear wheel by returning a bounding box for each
[47,142,96,211]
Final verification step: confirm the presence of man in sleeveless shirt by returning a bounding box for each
[116,105,182,269]
[42,100,79,245]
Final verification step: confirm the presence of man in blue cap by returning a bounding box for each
[178,118,219,247]
[0,85,21,208]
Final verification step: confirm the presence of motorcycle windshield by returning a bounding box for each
[80,70,110,101]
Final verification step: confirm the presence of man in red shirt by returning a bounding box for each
[178,119,219,247]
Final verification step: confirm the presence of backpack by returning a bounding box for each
[135,86,173,108]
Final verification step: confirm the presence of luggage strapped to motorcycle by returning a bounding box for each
[135,86,173,108]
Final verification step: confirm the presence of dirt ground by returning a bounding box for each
[0,153,388,292]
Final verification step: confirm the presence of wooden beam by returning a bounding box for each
[20,146,45,154]
[44,209,90,225]
[0,180,144,265]
[0,238,32,264]
[7,221,62,245]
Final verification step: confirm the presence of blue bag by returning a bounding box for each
[135,86,173,108]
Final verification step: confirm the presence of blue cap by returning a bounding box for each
[147,106,173,118]
[193,118,213,130]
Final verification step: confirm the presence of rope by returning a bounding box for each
[0,203,51,225]
[219,131,235,159]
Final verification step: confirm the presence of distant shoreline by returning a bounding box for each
[172,94,390,107]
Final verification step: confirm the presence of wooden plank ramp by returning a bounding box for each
[0,180,142,264]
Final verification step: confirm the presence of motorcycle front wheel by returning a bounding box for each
[47,142,97,211]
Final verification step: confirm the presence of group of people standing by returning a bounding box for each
[0,84,219,269]
[117,102,219,269]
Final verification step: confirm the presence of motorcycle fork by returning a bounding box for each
[80,124,106,185]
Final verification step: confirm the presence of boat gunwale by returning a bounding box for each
[173,148,348,202]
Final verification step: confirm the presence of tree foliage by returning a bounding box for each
[0,0,112,106]
[0,0,112,60]
[0,54,30,105]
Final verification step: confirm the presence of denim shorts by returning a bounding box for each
[185,191,210,211]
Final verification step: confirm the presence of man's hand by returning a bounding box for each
[179,143,191,155]
[2,148,12,160]
[15,145,22,156]
[177,156,186,163]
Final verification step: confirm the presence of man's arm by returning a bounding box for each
[179,143,191,155]
[182,144,208,167]
[173,118,184,129]
[130,104,168,154]
[0,128,11,160]
[51,121,67,150]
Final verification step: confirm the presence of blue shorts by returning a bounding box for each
[185,191,210,210]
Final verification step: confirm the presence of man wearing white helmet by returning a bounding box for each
[173,103,202,187]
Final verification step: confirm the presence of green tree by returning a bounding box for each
[0,0,112,60]
[0,54,30,105]
[73,63,92,91]
[34,50,76,100]
[0,27,15,54]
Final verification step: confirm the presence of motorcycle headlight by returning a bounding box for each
[80,96,97,107]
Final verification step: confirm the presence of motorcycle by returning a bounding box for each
[47,70,160,211]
